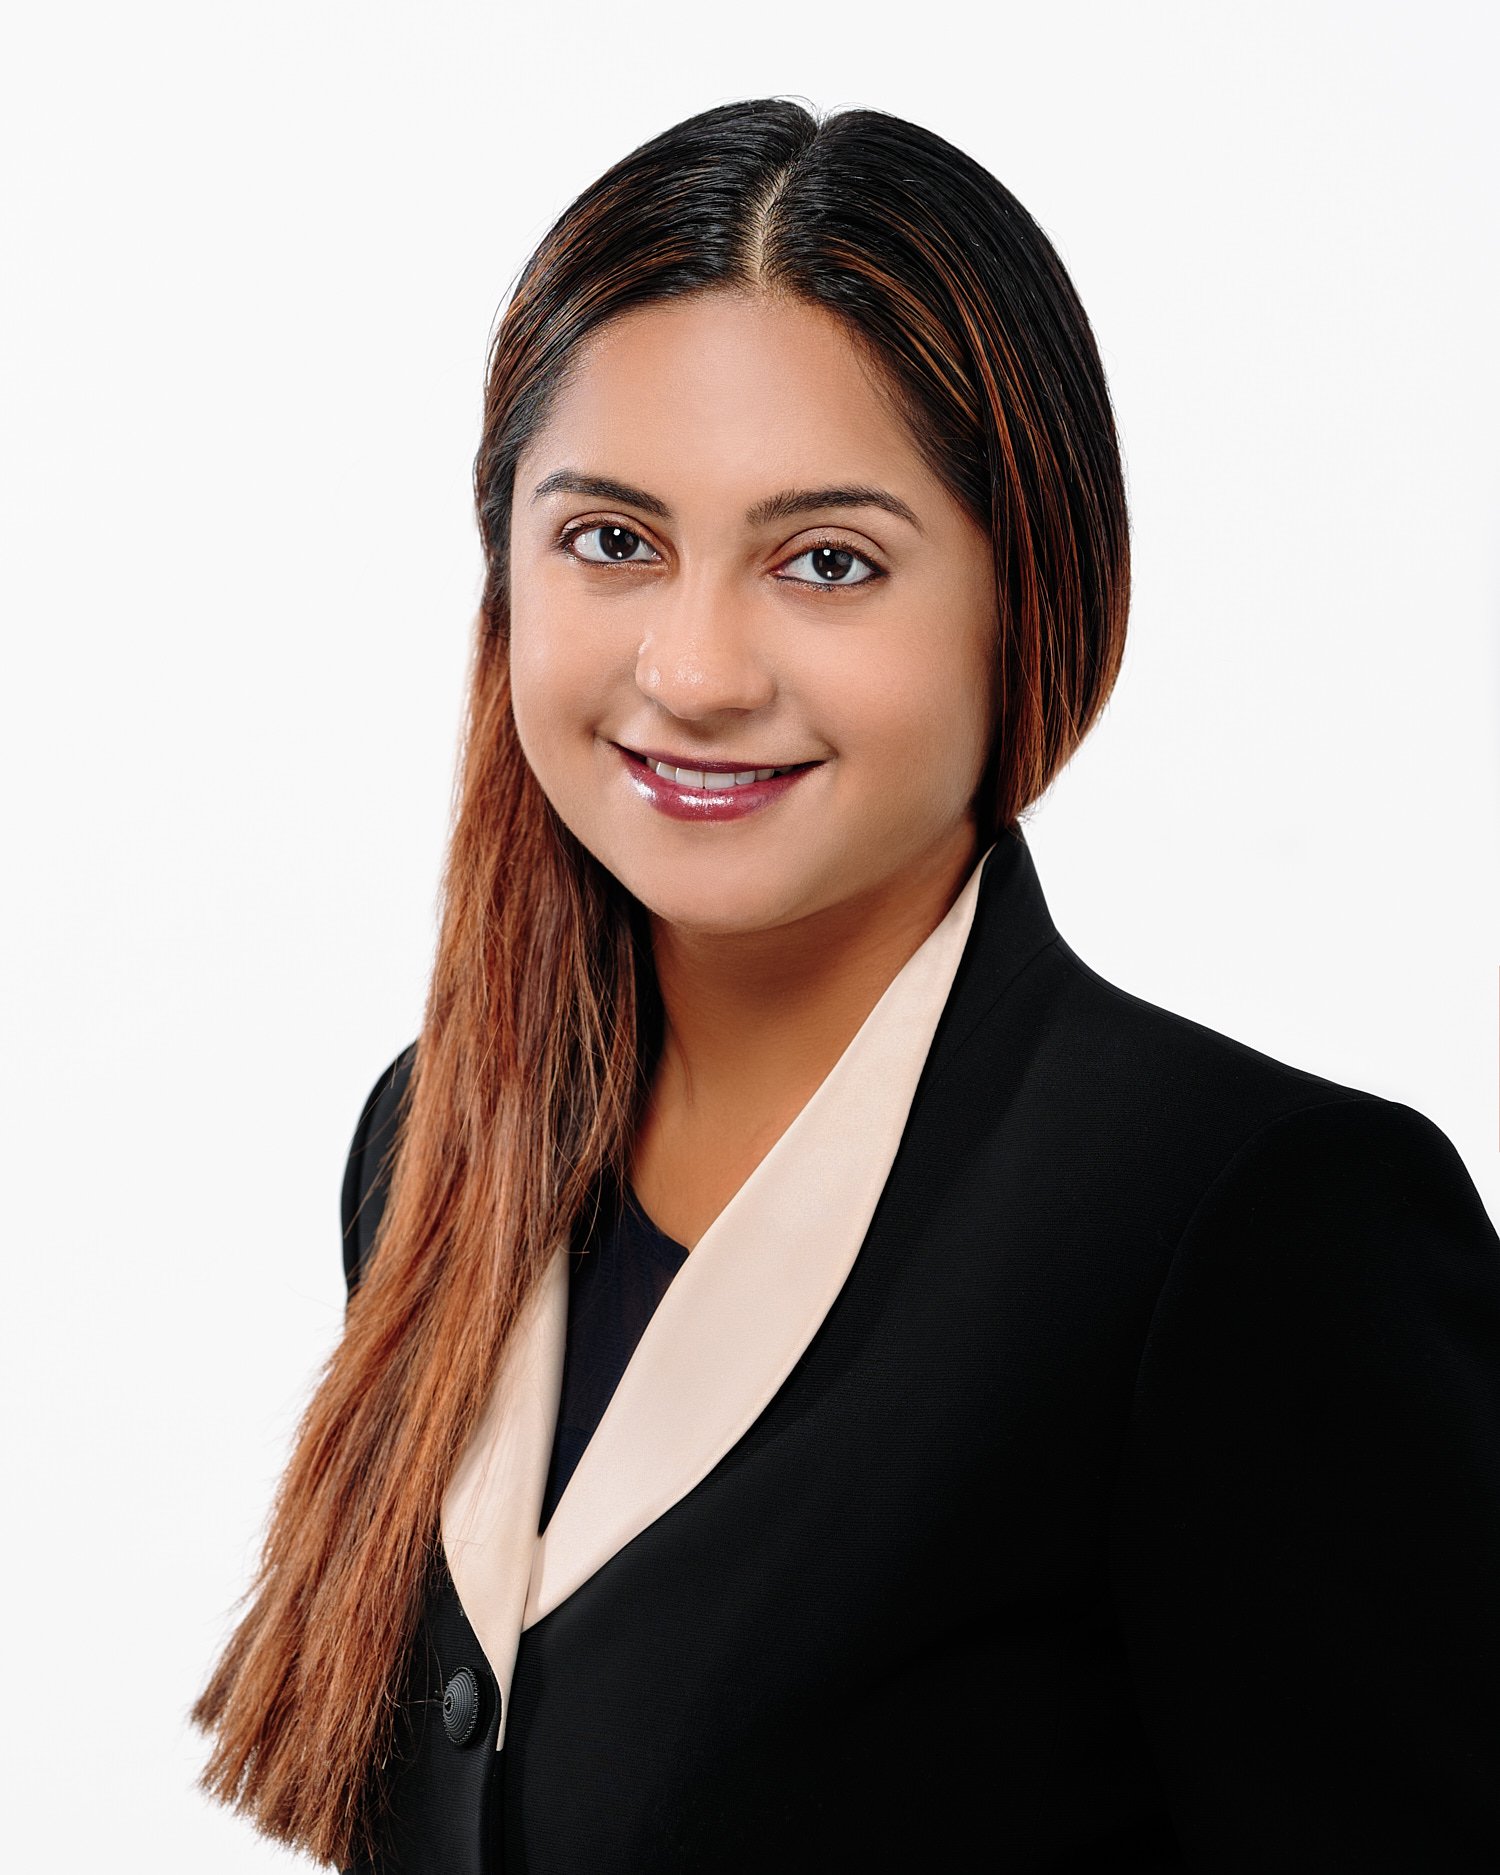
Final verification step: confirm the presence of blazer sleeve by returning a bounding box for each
[340,1042,418,1307]
[1107,1094,1500,1871]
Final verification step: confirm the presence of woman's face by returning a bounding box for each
[508,289,999,935]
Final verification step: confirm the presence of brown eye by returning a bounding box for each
[779,543,880,587]
[567,524,658,564]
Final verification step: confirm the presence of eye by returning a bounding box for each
[563,523,660,565]
[777,543,882,588]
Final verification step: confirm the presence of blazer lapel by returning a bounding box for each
[441,1239,569,1751]
[442,838,999,1750]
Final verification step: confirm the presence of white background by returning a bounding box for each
[4,3,1496,1867]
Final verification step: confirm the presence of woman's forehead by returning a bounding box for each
[517,292,949,526]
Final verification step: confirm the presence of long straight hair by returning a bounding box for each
[192,96,1131,1866]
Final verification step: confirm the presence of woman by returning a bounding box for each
[193,98,1500,1872]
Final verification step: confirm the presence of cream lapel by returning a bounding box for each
[444,842,994,1750]
[441,1239,568,1752]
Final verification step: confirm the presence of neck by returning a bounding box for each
[644,820,983,1126]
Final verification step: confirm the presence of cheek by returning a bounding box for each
[937,574,1001,781]
[840,613,995,788]
[504,613,553,758]
[507,579,604,750]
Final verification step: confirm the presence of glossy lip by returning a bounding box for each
[613,743,823,823]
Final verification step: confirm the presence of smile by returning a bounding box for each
[615,745,823,822]
[642,758,796,791]
[623,742,820,786]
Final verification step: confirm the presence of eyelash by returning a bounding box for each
[555,520,887,592]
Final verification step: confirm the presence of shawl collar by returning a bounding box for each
[440,826,1057,1748]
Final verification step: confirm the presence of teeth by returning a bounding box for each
[645,758,790,790]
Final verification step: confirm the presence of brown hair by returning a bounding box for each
[192,95,1130,1865]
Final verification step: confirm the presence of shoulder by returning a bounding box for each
[1122,1090,1500,1443]
[1107,1086,1500,1634]
[958,927,1402,1230]
[956,926,1497,1288]
[1103,1089,1500,1862]
[1180,1091,1494,1248]
[1053,937,1494,1233]
[1039,931,1376,1119]
[340,1040,419,1301]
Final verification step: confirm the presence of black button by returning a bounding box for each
[441,1666,490,1747]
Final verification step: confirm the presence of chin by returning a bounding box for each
[612,849,822,935]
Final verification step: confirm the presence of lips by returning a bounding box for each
[614,743,821,822]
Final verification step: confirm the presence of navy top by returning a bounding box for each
[538,1182,691,1534]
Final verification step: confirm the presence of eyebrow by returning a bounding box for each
[530,469,923,534]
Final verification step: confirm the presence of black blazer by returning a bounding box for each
[340,826,1500,1873]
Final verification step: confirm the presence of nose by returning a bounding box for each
[634,571,776,720]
